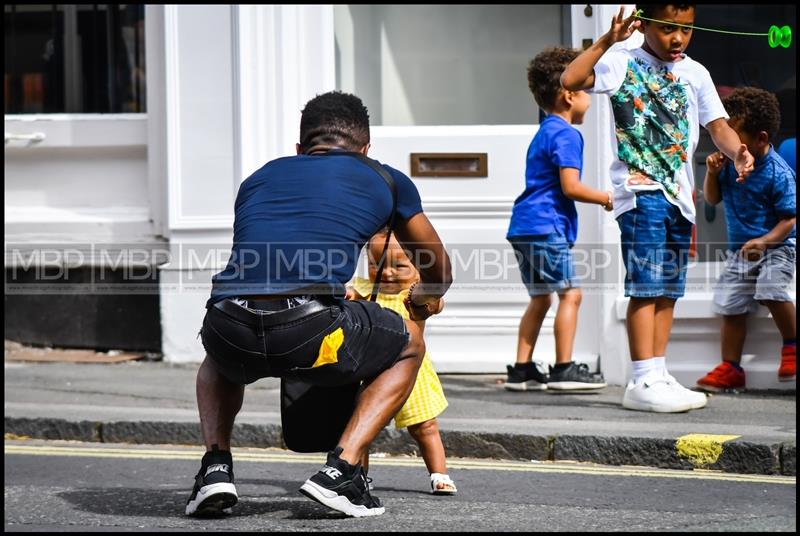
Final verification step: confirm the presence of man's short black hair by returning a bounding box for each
[299,91,370,153]
[722,87,781,141]
[527,46,580,111]
[635,4,696,19]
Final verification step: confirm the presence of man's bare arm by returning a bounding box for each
[393,212,453,305]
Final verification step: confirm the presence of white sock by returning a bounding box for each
[631,358,658,383]
[653,356,666,375]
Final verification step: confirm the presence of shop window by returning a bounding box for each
[5,4,145,114]
[689,5,795,262]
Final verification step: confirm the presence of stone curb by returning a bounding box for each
[5,417,795,476]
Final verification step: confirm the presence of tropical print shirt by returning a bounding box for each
[611,57,688,198]
[590,47,727,224]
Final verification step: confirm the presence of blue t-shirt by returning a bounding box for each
[207,153,423,306]
[718,146,796,251]
[778,138,796,173]
[507,115,583,244]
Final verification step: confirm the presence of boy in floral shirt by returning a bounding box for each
[561,5,754,412]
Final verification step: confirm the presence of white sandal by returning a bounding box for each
[430,473,457,495]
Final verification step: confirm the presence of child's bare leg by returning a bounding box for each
[407,419,446,475]
[626,297,656,360]
[763,301,797,340]
[721,314,748,364]
[653,297,676,357]
[554,288,582,365]
[515,295,552,364]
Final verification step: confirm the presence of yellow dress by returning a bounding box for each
[352,276,448,428]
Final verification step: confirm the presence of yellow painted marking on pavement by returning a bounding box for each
[4,443,794,485]
[675,434,741,467]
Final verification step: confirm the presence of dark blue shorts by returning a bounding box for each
[200,297,410,386]
[617,191,692,299]
[509,232,578,296]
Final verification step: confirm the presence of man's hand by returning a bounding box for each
[733,144,755,183]
[603,7,641,46]
[403,283,445,321]
[429,297,445,315]
[740,238,767,261]
[706,151,727,175]
[403,297,444,321]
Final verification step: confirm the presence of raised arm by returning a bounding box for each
[560,7,640,91]
[393,212,453,308]
[703,152,726,205]
[705,118,755,182]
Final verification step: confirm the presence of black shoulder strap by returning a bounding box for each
[318,151,397,302]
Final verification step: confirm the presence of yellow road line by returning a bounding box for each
[5,443,794,485]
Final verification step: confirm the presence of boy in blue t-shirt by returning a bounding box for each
[697,87,797,391]
[504,47,613,392]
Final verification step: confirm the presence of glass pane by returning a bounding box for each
[4,5,62,113]
[689,5,796,262]
[334,5,565,126]
[4,4,146,114]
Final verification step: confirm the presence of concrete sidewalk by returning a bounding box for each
[3,357,796,476]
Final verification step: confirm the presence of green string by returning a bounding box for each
[633,10,768,36]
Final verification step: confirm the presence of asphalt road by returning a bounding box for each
[4,440,796,532]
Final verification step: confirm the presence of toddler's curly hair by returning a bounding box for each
[722,87,781,141]
[527,47,580,111]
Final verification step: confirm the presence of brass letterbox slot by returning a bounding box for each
[410,153,488,178]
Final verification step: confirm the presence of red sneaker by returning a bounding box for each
[696,362,745,392]
[778,345,796,382]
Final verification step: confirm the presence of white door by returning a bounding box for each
[334,5,603,373]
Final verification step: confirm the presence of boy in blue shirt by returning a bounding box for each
[697,87,796,391]
[505,47,612,392]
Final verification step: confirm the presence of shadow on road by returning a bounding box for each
[57,479,363,520]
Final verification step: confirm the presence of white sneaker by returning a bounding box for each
[663,372,707,409]
[622,371,693,413]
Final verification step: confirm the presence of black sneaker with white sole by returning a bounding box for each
[299,446,384,517]
[185,446,238,517]
[547,362,607,390]
[504,362,548,391]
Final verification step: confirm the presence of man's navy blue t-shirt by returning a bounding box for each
[207,153,423,306]
[506,115,583,244]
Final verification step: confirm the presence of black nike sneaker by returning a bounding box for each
[299,446,384,517]
[185,446,238,517]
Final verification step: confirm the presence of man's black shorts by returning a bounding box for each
[200,297,410,386]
